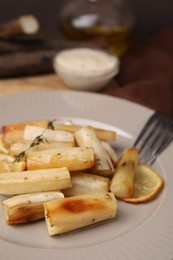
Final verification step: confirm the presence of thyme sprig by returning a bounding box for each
[48,119,56,130]
[14,119,56,163]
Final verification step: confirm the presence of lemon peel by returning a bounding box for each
[124,164,163,203]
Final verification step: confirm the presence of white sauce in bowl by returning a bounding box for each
[53,48,120,91]
[54,48,119,76]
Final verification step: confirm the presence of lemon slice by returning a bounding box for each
[124,164,164,203]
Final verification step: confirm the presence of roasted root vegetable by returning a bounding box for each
[0,153,26,173]
[2,120,49,144]
[75,126,114,177]
[0,134,9,154]
[0,160,26,174]
[0,167,71,195]
[44,192,117,236]
[0,153,16,162]
[0,15,40,39]
[2,191,64,224]
[55,123,116,141]
[10,139,75,157]
[23,125,75,143]
[101,141,118,167]
[110,148,139,199]
[27,147,95,171]
[0,116,164,237]
[63,172,110,197]
[118,148,140,166]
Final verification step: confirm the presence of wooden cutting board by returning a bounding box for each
[0,73,118,96]
[0,74,70,96]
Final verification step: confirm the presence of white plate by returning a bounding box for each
[0,91,173,260]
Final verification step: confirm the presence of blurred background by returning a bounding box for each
[0,0,173,114]
[0,0,173,39]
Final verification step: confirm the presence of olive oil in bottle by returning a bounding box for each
[59,0,135,56]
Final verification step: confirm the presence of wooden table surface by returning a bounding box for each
[0,73,71,96]
[0,73,118,96]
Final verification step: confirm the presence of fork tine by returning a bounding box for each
[139,122,164,163]
[138,118,162,154]
[134,111,173,165]
[148,128,173,165]
[133,112,160,148]
[133,112,162,153]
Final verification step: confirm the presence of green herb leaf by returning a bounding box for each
[13,119,56,163]
[48,119,57,130]
[14,151,26,162]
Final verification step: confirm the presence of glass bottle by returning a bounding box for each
[59,0,135,56]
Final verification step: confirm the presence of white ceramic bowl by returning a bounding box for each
[53,48,120,91]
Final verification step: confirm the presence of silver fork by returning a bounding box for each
[133,111,173,165]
